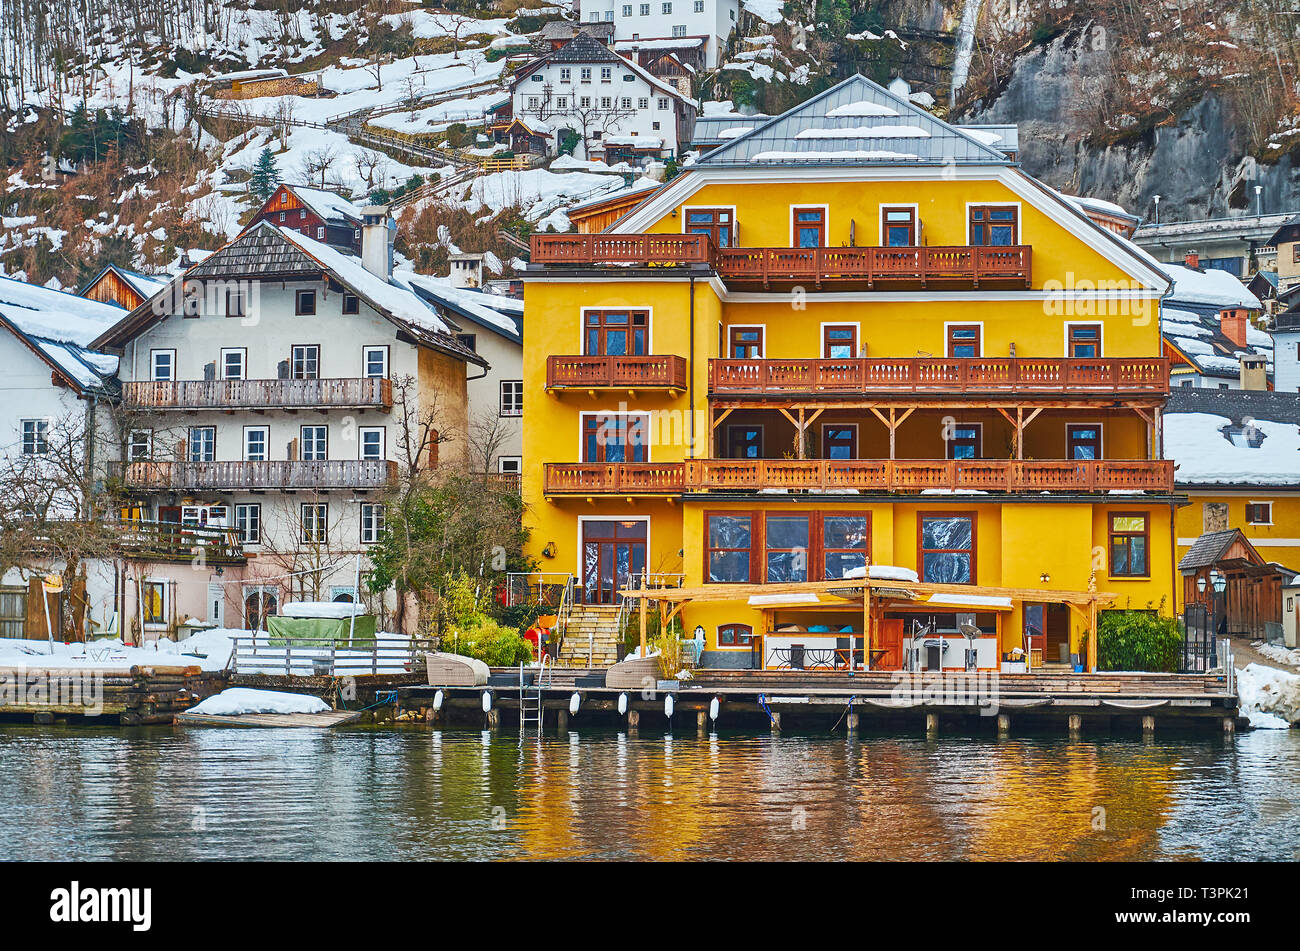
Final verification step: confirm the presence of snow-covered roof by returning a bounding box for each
[696,74,1012,168]
[1166,411,1300,486]
[288,184,365,226]
[393,271,523,342]
[0,276,121,393]
[1166,263,1262,310]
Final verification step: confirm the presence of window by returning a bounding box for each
[361,503,386,544]
[882,205,917,246]
[601,67,612,82]
[792,206,826,247]
[188,426,215,462]
[727,326,763,358]
[560,67,572,82]
[823,324,857,359]
[604,9,613,19]
[301,503,328,544]
[718,623,753,647]
[235,503,261,545]
[601,96,612,109]
[945,423,981,460]
[1067,323,1102,358]
[671,23,686,36]
[151,349,175,381]
[640,2,650,13]
[638,97,649,109]
[315,226,325,240]
[498,456,522,474]
[0,587,26,637]
[359,427,385,461]
[685,207,733,248]
[142,581,166,625]
[455,333,477,353]
[585,309,648,355]
[822,425,857,460]
[969,205,1019,246]
[300,425,327,461]
[221,348,246,380]
[657,97,669,110]
[295,289,317,315]
[1247,502,1273,525]
[707,513,753,582]
[279,212,286,222]
[582,414,646,462]
[694,0,705,10]
[652,120,660,131]
[919,514,975,584]
[556,97,567,109]
[1109,514,1149,577]
[531,74,543,83]
[822,514,869,579]
[621,97,632,109]
[280,192,288,204]
[243,426,269,461]
[342,293,359,315]
[363,346,388,379]
[579,96,591,107]
[127,429,152,461]
[226,287,245,319]
[500,380,524,417]
[20,419,48,455]
[291,345,319,379]
[662,1,672,11]
[1066,424,1102,460]
[946,324,981,358]
[581,68,592,82]
[765,513,809,582]
[726,425,763,459]
[528,97,540,110]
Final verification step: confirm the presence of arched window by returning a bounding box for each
[717,623,753,647]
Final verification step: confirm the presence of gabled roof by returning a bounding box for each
[90,223,485,367]
[395,272,522,343]
[1162,304,1272,380]
[695,74,1013,167]
[0,276,121,396]
[1178,529,1263,571]
[77,263,169,304]
[513,33,690,103]
[286,184,364,227]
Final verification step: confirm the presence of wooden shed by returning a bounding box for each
[1178,529,1284,639]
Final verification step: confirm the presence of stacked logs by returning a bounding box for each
[0,664,226,725]
[120,665,227,725]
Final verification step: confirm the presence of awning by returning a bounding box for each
[748,593,822,607]
[924,593,1014,611]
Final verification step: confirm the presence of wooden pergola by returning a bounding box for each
[619,574,1117,672]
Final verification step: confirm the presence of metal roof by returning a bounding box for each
[695,74,1013,168]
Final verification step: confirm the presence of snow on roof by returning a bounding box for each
[392,271,522,341]
[613,37,704,50]
[1166,411,1300,486]
[698,74,1010,167]
[0,275,125,345]
[116,268,169,299]
[280,601,369,618]
[742,0,785,24]
[601,134,662,148]
[289,185,364,225]
[1165,262,1261,310]
[277,227,455,337]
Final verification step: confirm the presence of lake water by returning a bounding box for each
[2,724,1298,860]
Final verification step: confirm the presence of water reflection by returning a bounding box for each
[0,725,1295,860]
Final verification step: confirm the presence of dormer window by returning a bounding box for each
[1223,423,1265,449]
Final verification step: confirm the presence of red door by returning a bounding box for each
[875,619,905,670]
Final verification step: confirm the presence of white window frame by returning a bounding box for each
[20,418,49,455]
[243,425,270,462]
[127,429,153,461]
[359,426,386,461]
[221,347,247,380]
[363,345,389,379]
[300,425,328,462]
[300,503,328,545]
[1063,320,1105,358]
[188,426,216,462]
[235,503,262,545]
[360,502,386,545]
[151,349,176,381]
[498,456,522,474]
[500,380,524,417]
[820,322,861,359]
[1247,500,1275,526]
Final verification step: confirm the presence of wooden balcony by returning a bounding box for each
[543,462,686,494]
[710,357,1170,397]
[542,459,1175,494]
[117,520,247,565]
[685,459,1175,493]
[122,377,393,411]
[529,234,1032,288]
[111,460,397,491]
[547,354,688,391]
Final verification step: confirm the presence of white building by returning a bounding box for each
[88,217,486,636]
[510,32,696,162]
[580,0,739,69]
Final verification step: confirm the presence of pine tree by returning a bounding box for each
[249,147,280,202]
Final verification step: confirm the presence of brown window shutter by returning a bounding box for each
[288,437,299,461]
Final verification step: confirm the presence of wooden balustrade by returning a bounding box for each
[111,460,397,491]
[530,235,1031,287]
[542,459,1174,494]
[122,377,393,410]
[710,357,1170,395]
[547,354,688,389]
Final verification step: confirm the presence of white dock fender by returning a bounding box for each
[569,692,581,715]
[709,696,720,721]
[664,694,675,718]
[481,690,492,713]
[432,689,444,712]
[618,692,628,715]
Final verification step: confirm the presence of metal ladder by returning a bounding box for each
[518,655,551,733]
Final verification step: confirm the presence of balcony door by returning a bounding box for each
[881,206,917,246]
[792,206,826,248]
[946,324,982,359]
[582,519,647,604]
[684,207,733,248]
[727,326,764,359]
[582,414,647,463]
[585,309,648,356]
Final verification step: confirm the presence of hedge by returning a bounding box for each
[1096,610,1183,672]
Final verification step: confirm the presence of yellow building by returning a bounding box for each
[521,75,1179,672]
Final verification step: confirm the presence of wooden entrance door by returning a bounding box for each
[582,520,647,604]
[875,618,905,670]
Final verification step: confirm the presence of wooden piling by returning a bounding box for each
[770,711,781,732]
[997,713,1010,735]
[1142,715,1155,735]
[1068,713,1082,735]
[925,712,939,734]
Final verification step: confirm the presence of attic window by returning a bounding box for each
[280,192,287,204]
[1223,423,1266,449]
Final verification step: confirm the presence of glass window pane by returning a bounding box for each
[709,515,751,549]
[922,517,972,551]
[824,516,867,549]
[766,515,808,549]
[710,551,749,583]
[923,552,971,584]
[1112,516,1146,533]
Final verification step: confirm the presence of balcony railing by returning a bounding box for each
[111,460,397,491]
[547,354,689,390]
[710,357,1170,396]
[541,459,1175,494]
[122,377,393,411]
[530,234,1032,287]
[117,520,247,564]
[685,459,1175,493]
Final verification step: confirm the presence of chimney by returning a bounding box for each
[1184,249,1200,269]
[1240,354,1268,391]
[360,205,394,280]
[449,252,484,290]
[1220,307,1250,348]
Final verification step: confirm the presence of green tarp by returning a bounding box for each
[266,614,377,648]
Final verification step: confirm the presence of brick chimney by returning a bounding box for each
[1184,249,1200,269]
[1220,307,1250,348]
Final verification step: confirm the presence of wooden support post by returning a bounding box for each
[557,708,569,731]
[797,407,806,458]
[1224,716,1236,736]
[1142,715,1155,735]
[627,709,639,729]
[925,712,939,734]
[770,711,781,732]
[889,407,896,460]
[997,713,1011,735]
[486,708,501,729]
[1087,599,1098,673]
[1016,406,1023,459]
[639,583,648,659]
[697,709,707,731]
[1068,713,1082,735]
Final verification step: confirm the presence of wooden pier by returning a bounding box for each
[0,664,227,725]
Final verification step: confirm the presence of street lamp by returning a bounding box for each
[1211,568,1227,594]
[1255,185,1263,217]
[1196,574,1207,594]
[1153,194,1161,224]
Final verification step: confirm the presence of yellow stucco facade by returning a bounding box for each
[522,157,1179,669]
